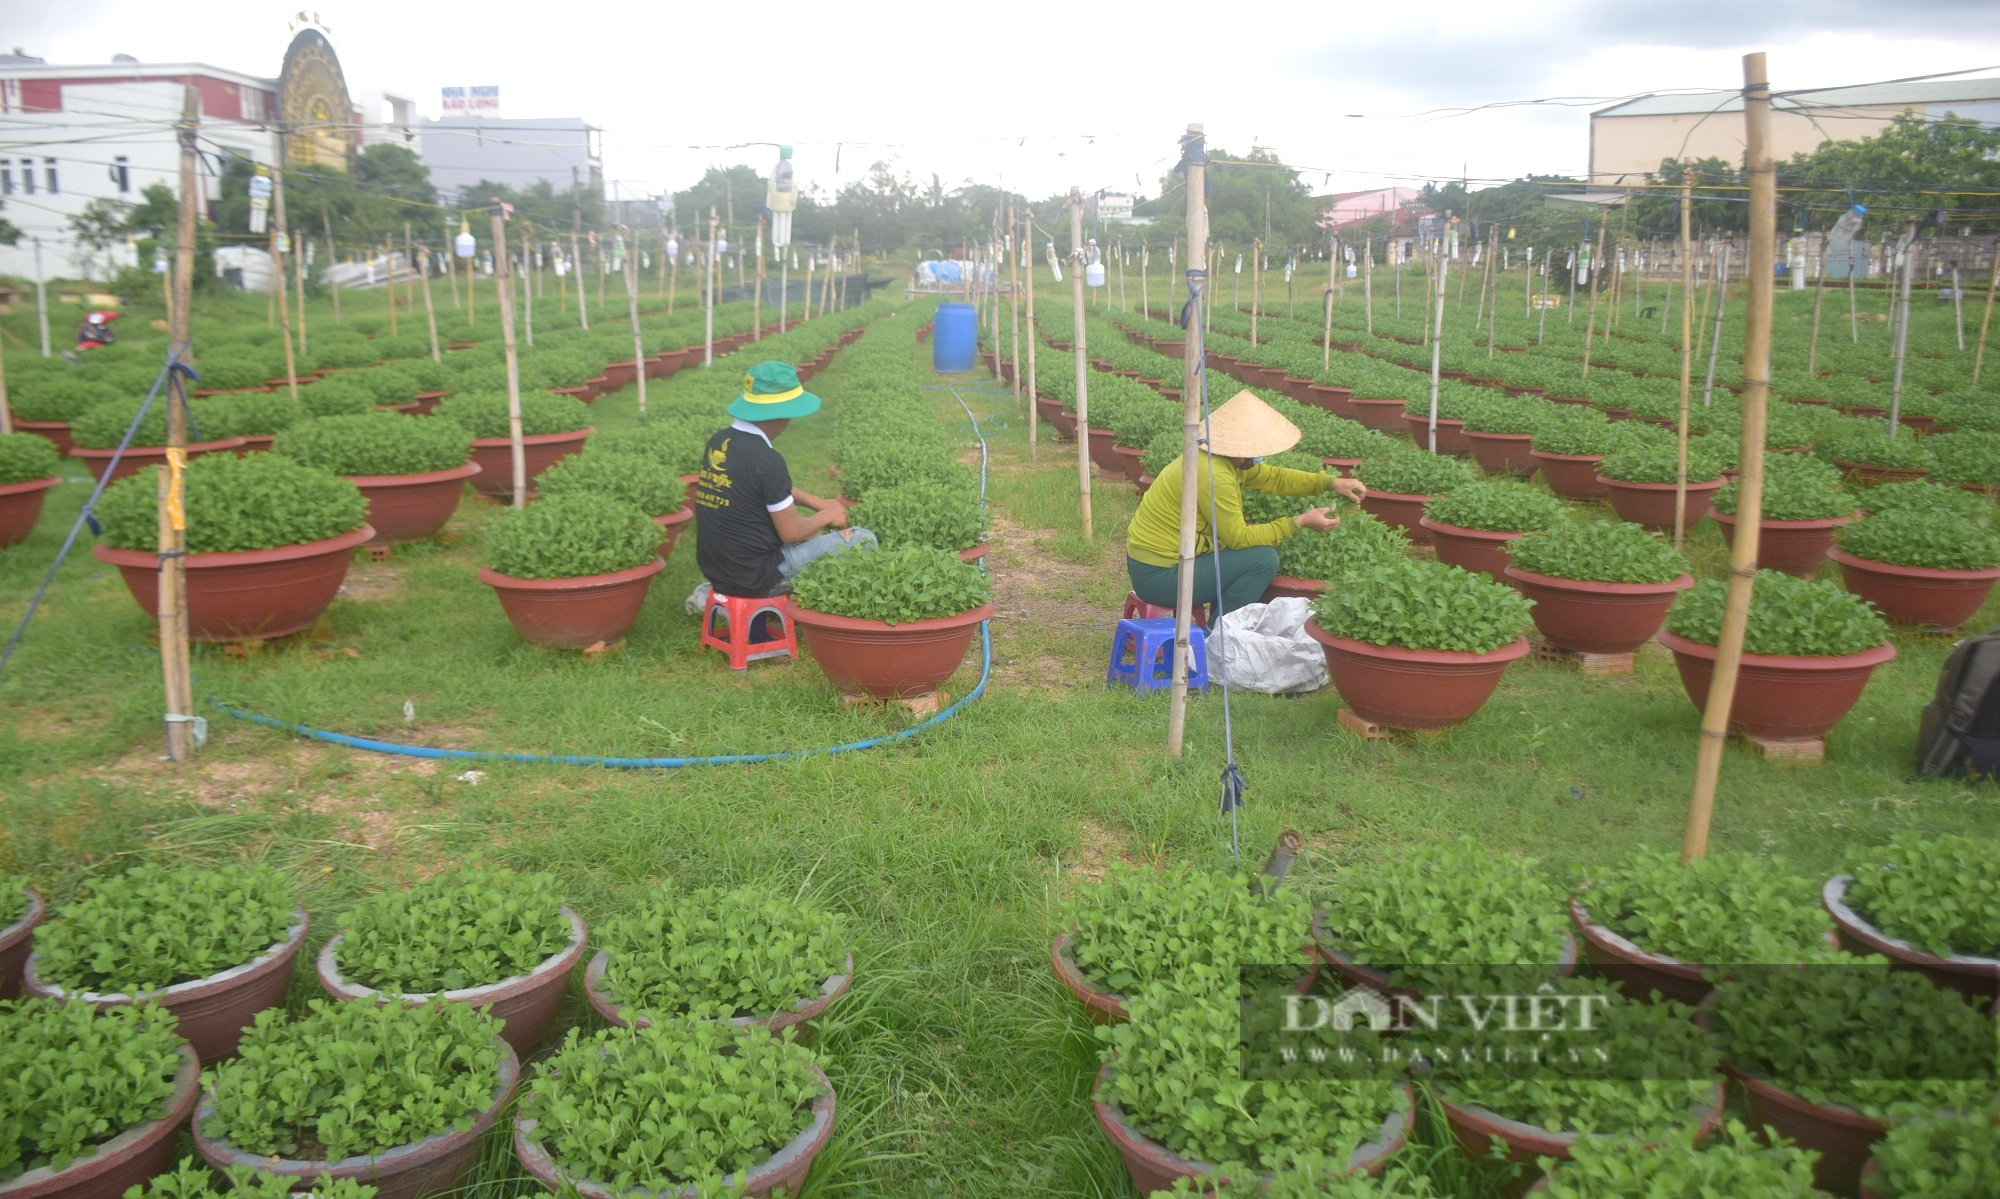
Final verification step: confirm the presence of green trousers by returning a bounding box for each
[1126,547,1280,626]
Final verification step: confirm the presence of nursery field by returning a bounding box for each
[1,257,1997,1199]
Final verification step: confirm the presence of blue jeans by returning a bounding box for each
[778,527,878,583]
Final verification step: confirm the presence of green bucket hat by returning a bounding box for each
[727,360,821,421]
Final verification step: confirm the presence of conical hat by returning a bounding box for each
[1205,390,1301,458]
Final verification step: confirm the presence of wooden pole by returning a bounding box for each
[753,220,764,339]
[669,233,681,319]
[292,201,309,355]
[1140,241,1149,322]
[1952,266,1965,351]
[1807,231,1830,380]
[412,224,440,363]
[1702,245,1732,406]
[1364,236,1373,336]
[384,236,398,338]
[704,210,718,366]
[269,164,300,401]
[1887,224,1918,433]
[1168,124,1208,761]
[571,230,589,331]
[1117,236,1127,311]
[160,84,201,763]
[1009,202,1022,408]
[1674,170,1694,550]
[1580,222,1608,378]
[1973,243,2000,386]
[624,227,646,414]
[1025,211,1040,460]
[465,237,476,328]
[1684,52,1776,864]
[519,235,534,348]
[1426,246,1449,453]
[802,246,814,326]
[491,211,528,509]
[1323,241,1336,372]
[1069,187,1093,541]
[0,332,10,434]
[321,206,341,321]
[1486,231,1501,359]
[1250,238,1261,346]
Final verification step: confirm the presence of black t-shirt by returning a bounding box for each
[693,424,792,597]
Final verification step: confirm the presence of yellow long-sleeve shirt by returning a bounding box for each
[1125,453,1335,568]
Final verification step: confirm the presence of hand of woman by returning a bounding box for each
[1330,476,1368,504]
[1294,507,1340,533]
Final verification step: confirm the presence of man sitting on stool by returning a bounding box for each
[691,361,875,634]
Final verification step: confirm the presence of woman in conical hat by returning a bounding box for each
[1125,390,1365,625]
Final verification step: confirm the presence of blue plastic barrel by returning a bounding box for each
[932,302,978,373]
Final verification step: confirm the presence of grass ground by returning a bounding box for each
[2,266,1996,1197]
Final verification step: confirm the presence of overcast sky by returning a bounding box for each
[8,0,2000,205]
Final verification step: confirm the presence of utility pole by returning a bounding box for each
[1069,187,1093,541]
[159,84,201,763]
[1168,125,1208,761]
[491,209,528,508]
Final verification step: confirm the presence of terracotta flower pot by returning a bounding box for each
[345,463,480,545]
[1152,338,1185,356]
[69,438,246,485]
[1545,395,1593,406]
[0,888,45,999]
[1306,384,1355,418]
[1093,1058,1412,1195]
[16,420,75,455]
[480,558,665,651]
[1823,874,1999,1002]
[1530,451,1608,500]
[25,910,309,1063]
[1463,430,1538,478]
[600,360,640,392]
[410,391,447,416]
[1113,444,1146,484]
[1321,457,1363,478]
[1505,568,1693,655]
[1833,460,1927,488]
[1723,1067,1882,1196]
[195,1039,519,1199]
[1136,474,1153,498]
[466,428,592,498]
[652,506,693,564]
[584,949,853,1037]
[94,525,373,642]
[1347,396,1408,433]
[548,385,594,405]
[1598,475,1724,532]
[1567,894,1711,1006]
[1049,933,1132,1025]
[1046,404,1079,442]
[513,1064,834,1199]
[1421,518,1528,580]
[1358,490,1437,544]
[792,603,993,700]
[1281,376,1318,403]
[1712,511,1853,577]
[1,1045,200,1199]
[1439,1083,1723,1169]
[1306,623,1530,731]
[958,543,988,563]
[1829,549,2000,631]
[0,476,60,547]
[1261,575,1328,604]
[1403,415,1472,457]
[317,908,587,1054]
[1086,427,1125,473]
[1657,629,1895,743]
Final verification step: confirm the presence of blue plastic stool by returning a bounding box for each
[1107,617,1208,692]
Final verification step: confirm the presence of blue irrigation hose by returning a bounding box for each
[206,352,998,769]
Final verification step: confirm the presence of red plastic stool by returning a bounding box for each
[700,591,797,671]
[1122,591,1209,629]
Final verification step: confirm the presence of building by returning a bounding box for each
[1319,187,1427,262]
[0,52,286,279]
[418,117,602,205]
[1588,78,2000,184]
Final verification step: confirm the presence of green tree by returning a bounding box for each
[0,199,21,248]
[1785,111,2000,229]
[1142,146,1326,256]
[1623,158,1746,235]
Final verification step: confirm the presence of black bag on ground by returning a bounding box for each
[1914,631,2000,777]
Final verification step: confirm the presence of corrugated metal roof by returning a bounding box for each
[1594,78,2000,118]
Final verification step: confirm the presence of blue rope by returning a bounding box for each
[205,356,996,770]
[0,350,197,677]
[1183,271,1244,859]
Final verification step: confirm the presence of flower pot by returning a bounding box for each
[958,543,988,563]
[1093,1058,1412,1195]
[1657,629,1895,743]
[317,908,586,1054]
[1086,427,1125,473]
[583,949,853,1037]
[1136,474,1153,499]
[94,525,373,642]
[1833,460,1927,488]
[1113,444,1146,484]
[345,463,481,545]
[24,909,307,1063]
[1152,338,1185,356]
[1261,575,1328,604]
[1712,511,1854,578]
[1306,384,1354,418]
[1281,376,1318,403]
[68,438,246,485]
[0,888,45,999]
[0,476,60,547]
[0,1045,200,1199]
[1568,893,1711,1006]
[466,428,592,498]
[1724,1068,1882,1196]
[1505,568,1693,655]
[410,390,448,416]
[1463,430,1538,478]
[583,376,610,399]
[792,603,993,700]
[1049,932,1132,1025]
[1402,415,1472,457]
[1347,396,1408,433]
[513,1064,834,1199]
[1046,403,1079,442]
[1530,451,1608,500]
[1545,395,1593,407]
[1358,490,1437,544]
[480,559,665,651]
[1422,518,1528,580]
[1439,1083,1723,1169]
[1306,623,1530,731]
[652,506,693,564]
[601,360,640,392]
[232,435,276,454]
[1598,475,1724,532]
[16,420,75,455]
[1321,457,1363,478]
[1822,874,1999,1002]
[548,385,594,405]
[195,1039,519,1199]
[1829,549,2000,631]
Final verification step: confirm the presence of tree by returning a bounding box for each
[0,199,17,248]
[1141,146,1325,254]
[67,197,133,277]
[1622,158,1746,235]
[672,165,767,233]
[1784,111,2000,230]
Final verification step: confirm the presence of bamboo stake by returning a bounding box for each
[486,210,527,509]
[1009,202,1022,408]
[1394,242,1402,321]
[1168,123,1208,761]
[1580,222,1608,379]
[1250,238,1261,346]
[321,206,341,320]
[572,230,589,331]
[802,247,814,325]
[521,235,535,348]
[292,208,308,356]
[1117,236,1126,311]
[270,167,299,402]
[1069,187,1093,541]
[1026,210,1039,460]
[704,209,718,366]
[1426,247,1448,453]
[1486,231,1501,359]
[753,220,764,339]
[1703,246,1732,406]
[1537,249,1550,344]
[384,236,398,338]
[1674,169,1694,550]
[1888,224,1918,433]
[0,332,10,435]
[1140,241,1149,325]
[670,233,681,319]
[1807,232,1830,379]
[1973,244,1999,386]
[1364,236,1373,336]
[160,84,200,763]
[1951,266,1964,351]
[412,224,440,363]
[1322,240,1336,372]
[1684,51,1776,864]
[465,239,476,328]
[623,227,646,413]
